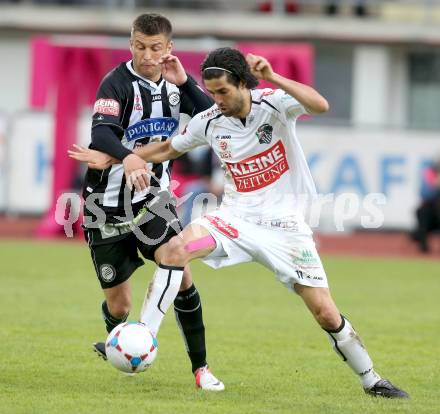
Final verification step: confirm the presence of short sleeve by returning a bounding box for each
[171,115,208,153]
[272,89,307,119]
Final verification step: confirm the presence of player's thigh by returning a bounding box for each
[137,204,182,263]
[178,223,218,261]
[153,223,216,264]
[86,231,144,290]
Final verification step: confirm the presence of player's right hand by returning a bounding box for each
[246,53,274,82]
[123,153,150,192]
[159,54,188,86]
[68,145,116,170]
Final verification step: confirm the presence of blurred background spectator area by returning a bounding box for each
[3,0,440,20]
[0,0,440,243]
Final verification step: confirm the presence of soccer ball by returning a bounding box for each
[105,322,158,374]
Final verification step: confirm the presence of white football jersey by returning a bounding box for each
[171,88,317,220]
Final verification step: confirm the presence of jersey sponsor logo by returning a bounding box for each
[125,117,179,141]
[291,248,321,270]
[261,89,275,97]
[134,94,143,111]
[201,107,221,119]
[93,99,120,117]
[220,151,232,160]
[205,215,238,239]
[137,79,156,91]
[152,94,162,102]
[225,141,289,192]
[168,91,180,106]
[215,134,231,140]
[256,123,273,144]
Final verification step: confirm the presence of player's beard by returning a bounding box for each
[222,94,246,118]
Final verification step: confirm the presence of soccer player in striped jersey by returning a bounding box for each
[80,13,223,391]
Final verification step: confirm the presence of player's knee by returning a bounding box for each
[107,298,131,319]
[162,236,188,266]
[314,305,341,331]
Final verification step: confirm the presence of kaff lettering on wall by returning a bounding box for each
[307,153,433,196]
[225,140,289,192]
[36,141,52,184]
[93,99,120,117]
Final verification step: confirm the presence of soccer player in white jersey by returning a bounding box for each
[70,47,408,398]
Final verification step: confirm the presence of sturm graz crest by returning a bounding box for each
[168,92,180,106]
[256,123,273,144]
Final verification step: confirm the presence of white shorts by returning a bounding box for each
[192,209,328,292]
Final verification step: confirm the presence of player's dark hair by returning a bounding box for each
[132,13,172,38]
[201,47,259,89]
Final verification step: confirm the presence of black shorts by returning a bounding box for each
[84,203,182,289]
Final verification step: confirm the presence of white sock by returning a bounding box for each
[326,316,381,389]
[139,264,184,337]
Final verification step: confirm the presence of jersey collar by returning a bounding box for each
[126,60,164,92]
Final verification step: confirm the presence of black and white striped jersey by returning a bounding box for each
[83,60,212,221]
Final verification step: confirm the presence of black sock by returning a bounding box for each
[101,301,128,333]
[174,284,207,373]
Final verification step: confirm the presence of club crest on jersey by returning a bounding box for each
[256,123,273,144]
[125,117,179,141]
[168,92,180,106]
[99,264,116,282]
[219,140,229,151]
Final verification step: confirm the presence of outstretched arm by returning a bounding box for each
[246,53,329,115]
[134,140,183,163]
[68,140,183,191]
[68,140,183,169]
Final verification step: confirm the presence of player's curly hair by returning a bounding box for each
[201,47,259,89]
[132,13,172,38]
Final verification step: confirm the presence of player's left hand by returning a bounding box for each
[159,54,188,86]
[68,145,116,170]
[246,53,274,82]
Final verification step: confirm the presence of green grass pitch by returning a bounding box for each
[1,240,439,414]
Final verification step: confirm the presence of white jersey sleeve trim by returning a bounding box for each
[270,89,307,119]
